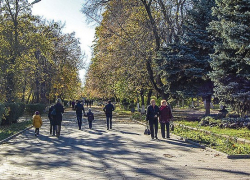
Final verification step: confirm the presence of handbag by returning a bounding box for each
[144,126,151,135]
[170,121,174,131]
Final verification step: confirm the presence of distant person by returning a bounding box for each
[54,98,64,137]
[48,105,54,135]
[33,111,43,137]
[86,108,94,129]
[72,101,75,110]
[146,99,159,139]
[103,100,115,130]
[75,100,85,130]
[159,100,173,139]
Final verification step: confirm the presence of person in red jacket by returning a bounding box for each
[159,100,173,139]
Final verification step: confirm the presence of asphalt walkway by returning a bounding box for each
[0,107,250,180]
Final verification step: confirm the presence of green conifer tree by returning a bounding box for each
[156,0,215,115]
[209,0,250,116]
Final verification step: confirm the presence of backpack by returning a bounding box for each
[51,108,56,116]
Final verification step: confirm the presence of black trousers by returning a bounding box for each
[88,120,92,129]
[35,128,39,135]
[149,118,158,139]
[161,122,170,138]
[106,116,112,130]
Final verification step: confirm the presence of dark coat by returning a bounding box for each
[159,105,173,123]
[146,105,159,121]
[48,106,54,121]
[87,112,94,121]
[103,103,114,117]
[75,103,85,115]
[54,103,64,125]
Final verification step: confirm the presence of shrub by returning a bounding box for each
[0,103,5,125]
[25,104,46,116]
[2,103,25,125]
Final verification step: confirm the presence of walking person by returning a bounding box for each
[159,100,173,139]
[86,108,94,129]
[48,105,54,135]
[33,111,43,137]
[146,99,159,139]
[75,100,85,130]
[54,98,64,137]
[103,100,115,130]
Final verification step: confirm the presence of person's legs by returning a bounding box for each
[89,120,92,129]
[149,121,154,139]
[166,122,170,138]
[57,123,61,137]
[106,116,110,130]
[35,128,37,136]
[49,120,52,134]
[77,114,82,130]
[110,116,112,129]
[37,128,39,135]
[53,125,56,135]
[161,123,165,138]
[154,119,158,139]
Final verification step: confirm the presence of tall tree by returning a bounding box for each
[156,0,215,115]
[209,0,250,116]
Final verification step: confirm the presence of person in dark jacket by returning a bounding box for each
[146,99,160,139]
[159,100,173,139]
[48,105,54,135]
[75,100,85,130]
[86,108,94,129]
[54,98,64,137]
[103,100,115,130]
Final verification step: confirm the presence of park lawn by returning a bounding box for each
[175,120,250,141]
[173,125,250,155]
[0,120,32,141]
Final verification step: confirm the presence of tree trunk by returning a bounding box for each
[146,89,153,106]
[140,89,145,114]
[205,95,211,116]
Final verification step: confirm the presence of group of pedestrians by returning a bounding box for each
[33,98,172,140]
[48,98,64,137]
[74,100,94,130]
[146,99,173,140]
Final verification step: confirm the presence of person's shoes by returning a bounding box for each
[167,136,170,139]
[151,137,154,139]
[155,136,158,139]
[35,134,37,137]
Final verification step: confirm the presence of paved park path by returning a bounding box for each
[0,107,250,180]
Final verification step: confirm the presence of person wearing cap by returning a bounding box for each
[33,111,43,137]
[86,108,94,129]
[103,100,115,130]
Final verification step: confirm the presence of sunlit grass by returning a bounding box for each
[175,120,250,140]
[0,120,32,141]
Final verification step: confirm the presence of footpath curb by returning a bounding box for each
[0,125,33,145]
[132,118,250,159]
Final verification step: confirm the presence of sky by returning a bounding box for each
[28,0,96,82]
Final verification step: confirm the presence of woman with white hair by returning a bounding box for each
[54,98,64,137]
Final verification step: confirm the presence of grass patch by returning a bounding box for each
[175,120,250,141]
[173,125,250,155]
[0,120,32,141]
[114,106,132,115]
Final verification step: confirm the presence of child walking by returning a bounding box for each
[33,111,43,136]
[86,109,94,129]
